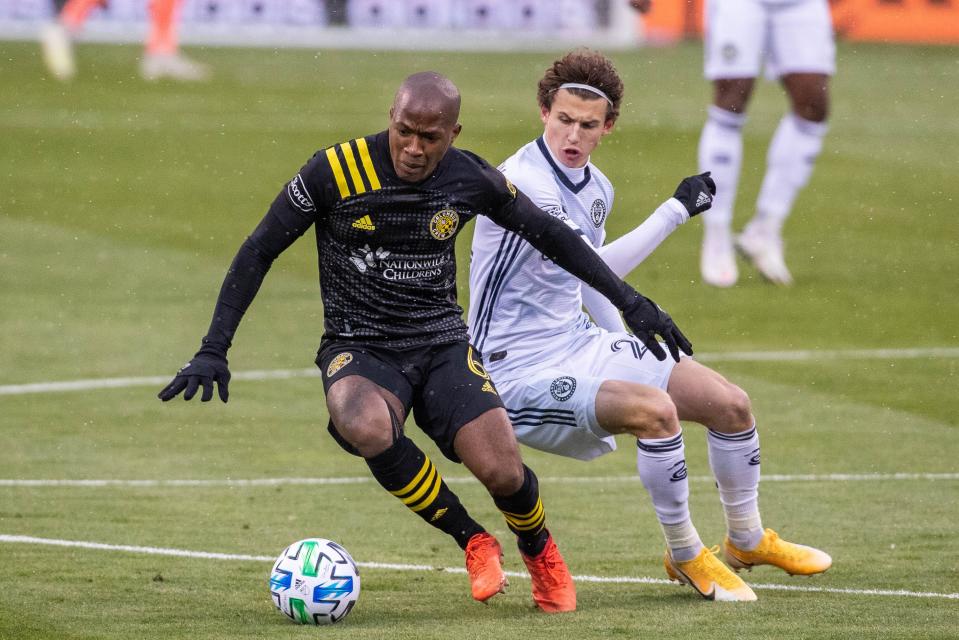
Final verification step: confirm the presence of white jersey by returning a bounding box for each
[468,137,613,373]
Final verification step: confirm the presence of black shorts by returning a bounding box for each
[316,339,504,462]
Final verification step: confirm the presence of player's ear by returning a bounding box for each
[451,123,462,141]
[540,105,550,125]
[602,118,615,136]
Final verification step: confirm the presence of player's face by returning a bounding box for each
[388,105,461,183]
[540,89,614,169]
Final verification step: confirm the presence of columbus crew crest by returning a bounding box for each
[326,352,354,377]
[429,209,460,240]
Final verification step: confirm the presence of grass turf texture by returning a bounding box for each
[1,40,957,639]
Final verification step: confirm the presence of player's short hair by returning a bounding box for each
[537,49,624,123]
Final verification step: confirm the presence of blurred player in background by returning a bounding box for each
[633,0,833,286]
[695,0,834,286]
[157,70,694,613]
[469,49,831,601]
[40,0,210,81]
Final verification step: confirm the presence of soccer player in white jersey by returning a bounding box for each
[468,49,831,602]
[692,0,835,286]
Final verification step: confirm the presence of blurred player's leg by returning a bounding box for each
[698,0,764,287]
[737,0,834,284]
[698,102,747,287]
[738,76,829,285]
[39,0,98,80]
[141,0,210,81]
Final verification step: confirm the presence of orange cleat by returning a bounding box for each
[465,532,508,602]
[520,534,576,613]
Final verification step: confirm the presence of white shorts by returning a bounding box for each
[704,0,836,80]
[489,329,678,461]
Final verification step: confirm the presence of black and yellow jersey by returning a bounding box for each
[199,130,636,356]
[284,130,517,349]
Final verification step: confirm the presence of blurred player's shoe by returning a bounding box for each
[39,23,76,81]
[735,228,793,286]
[465,532,508,602]
[140,53,211,82]
[701,227,738,287]
[664,546,757,602]
[724,528,832,576]
[520,533,576,612]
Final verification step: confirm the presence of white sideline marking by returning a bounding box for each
[2,347,958,396]
[1,534,956,601]
[1,472,957,488]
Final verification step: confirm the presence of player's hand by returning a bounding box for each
[158,352,231,403]
[630,0,653,14]
[672,172,717,217]
[621,293,693,362]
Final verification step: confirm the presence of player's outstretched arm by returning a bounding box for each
[599,172,716,278]
[491,190,692,361]
[158,191,315,402]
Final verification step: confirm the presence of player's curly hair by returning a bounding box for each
[537,49,624,123]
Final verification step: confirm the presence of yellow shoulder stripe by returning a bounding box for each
[325,138,381,199]
[355,137,382,190]
[339,142,367,195]
[325,147,350,199]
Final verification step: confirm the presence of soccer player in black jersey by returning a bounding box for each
[158,71,692,614]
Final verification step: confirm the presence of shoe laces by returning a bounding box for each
[695,546,736,583]
[466,535,497,573]
[528,542,564,587]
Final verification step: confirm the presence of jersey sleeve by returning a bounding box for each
[196,153,331,356]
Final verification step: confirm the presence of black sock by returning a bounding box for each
[365,435,484,550]
[493,465,549,557]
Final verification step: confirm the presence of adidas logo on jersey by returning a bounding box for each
[352,215,375,231]
[481,380,497,394]
[695,191,711,208]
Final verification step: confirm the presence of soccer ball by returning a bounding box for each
[268,538,360,625]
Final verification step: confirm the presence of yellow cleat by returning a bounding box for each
[724,528,832,576]
[665,546,757,602]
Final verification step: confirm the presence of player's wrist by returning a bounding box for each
[662,198,691,224]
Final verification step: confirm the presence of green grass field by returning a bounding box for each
[1,39,957,639]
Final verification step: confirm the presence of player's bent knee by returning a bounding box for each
[628,389,680,440]
[722,384,754,431]
[333,420,394,458]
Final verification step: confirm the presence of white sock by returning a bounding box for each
[637,431,702,562]
[698,105,746,232]
[707,424,763,550]
[748,113,829,237]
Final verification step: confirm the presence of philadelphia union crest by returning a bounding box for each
[549,376,577,402]
[590,199,607,227]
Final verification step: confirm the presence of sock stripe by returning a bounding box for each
[637,432,684,453]
[501,498,545,530]
[407,470,442,513]
[707,427,757,442]
[390,457,433,499]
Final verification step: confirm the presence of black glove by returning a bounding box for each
[672,172,717,217]
[621,293,693,362]
[158,350,231,403]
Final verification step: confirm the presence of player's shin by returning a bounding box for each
[750,113,828,234]
[706,424,763,550]
[636,431,703,561]
[492,465,548,556]
[364,436,484,549]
